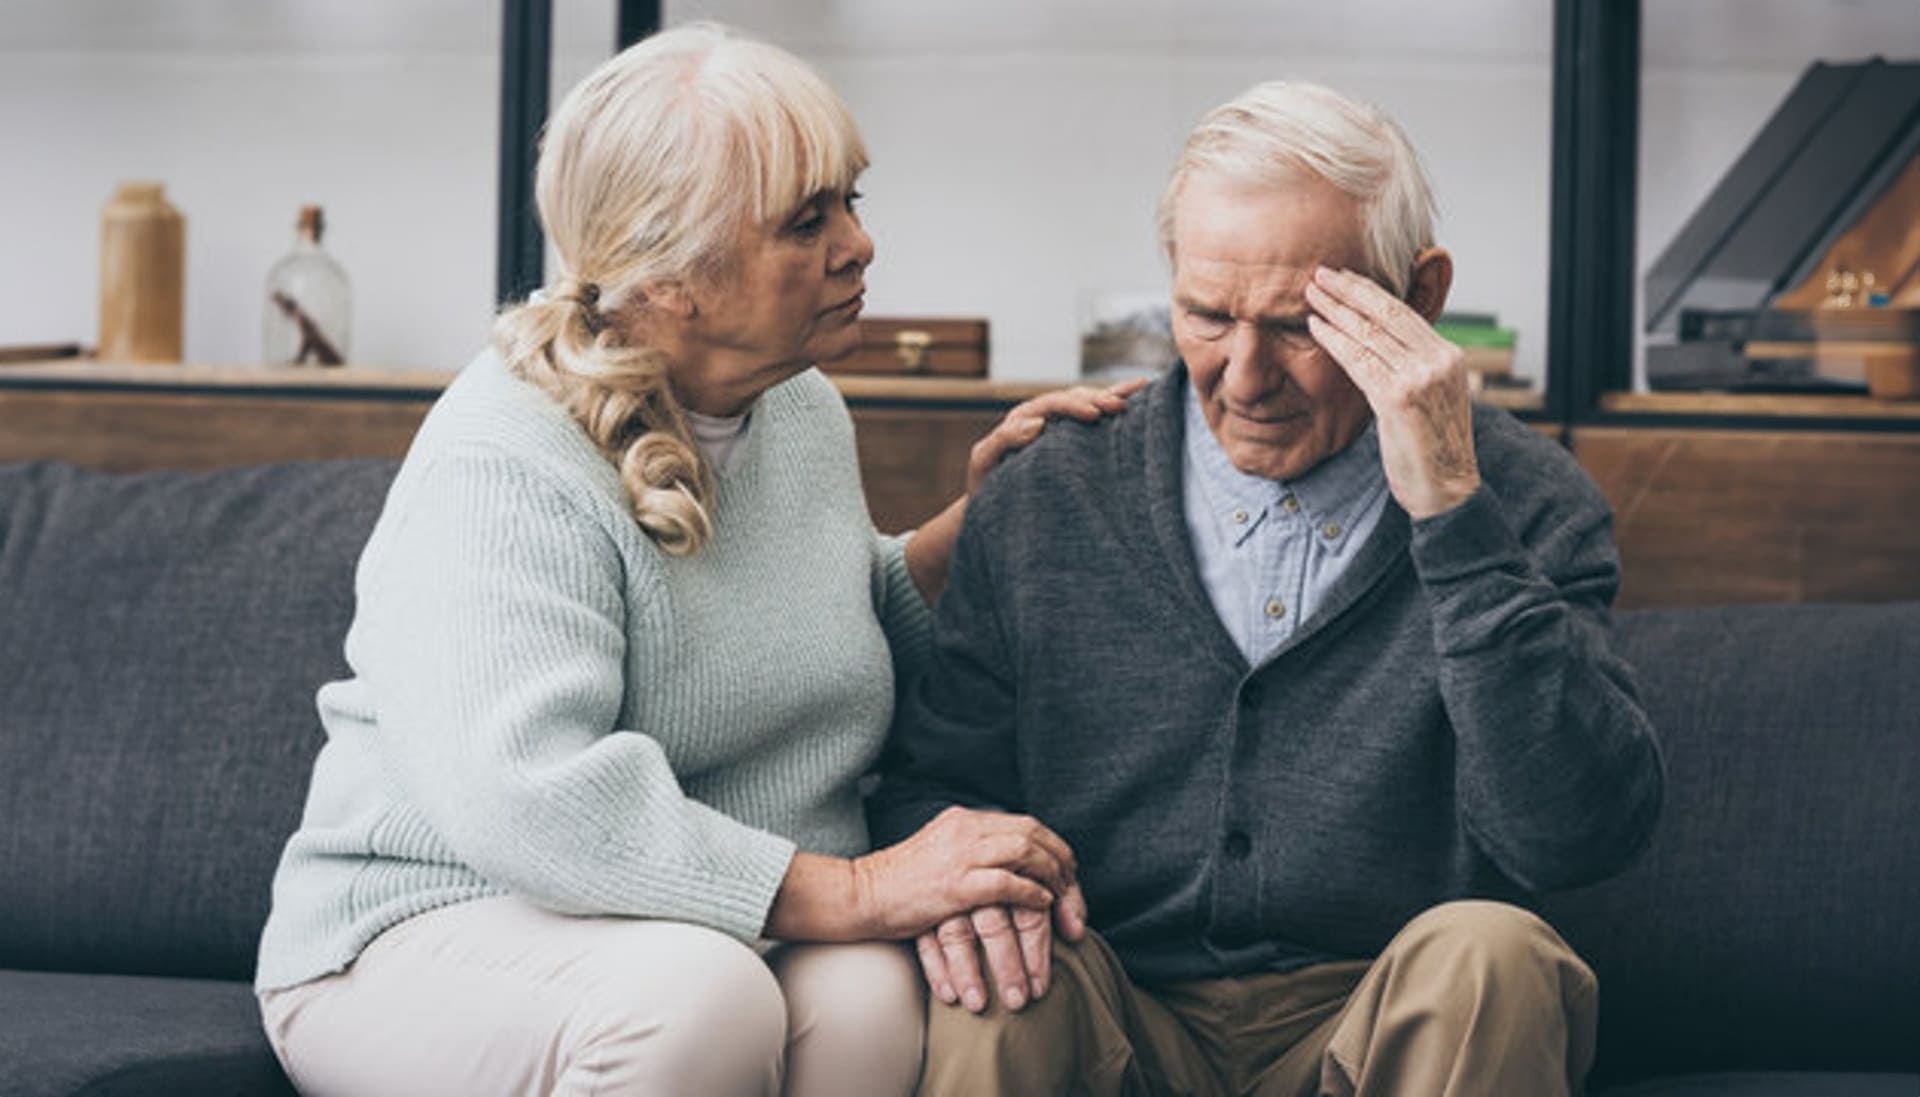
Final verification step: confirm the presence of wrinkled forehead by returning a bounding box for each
[1171,174,1370,296]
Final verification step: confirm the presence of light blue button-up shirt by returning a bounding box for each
[1182,381,1392,665]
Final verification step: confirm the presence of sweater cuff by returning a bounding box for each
[1408,484,1560,656]
[1408,483,1529,586]
[684,802,800,941]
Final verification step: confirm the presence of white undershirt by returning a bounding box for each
[684,408,749,471]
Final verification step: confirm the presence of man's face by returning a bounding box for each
[1169,173,1376,481]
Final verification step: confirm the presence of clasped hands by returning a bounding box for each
[856,806,1087,1014]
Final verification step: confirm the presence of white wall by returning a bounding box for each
[670,0,1557,383]
[2,0,1913,383]
[0,0,612,371]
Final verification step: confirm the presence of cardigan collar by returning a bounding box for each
[1137,362,1412,677]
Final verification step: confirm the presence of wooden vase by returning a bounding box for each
[99,181,185,363]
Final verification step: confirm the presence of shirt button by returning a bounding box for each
[1232,508,1249,525]
[1322,521,1342,539]
[1223,831,1252,860]
[1282,494,1301,513]
[1264,598,1285,619]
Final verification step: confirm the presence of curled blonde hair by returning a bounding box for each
[1156,81,1437,296]
[492,22,868,555]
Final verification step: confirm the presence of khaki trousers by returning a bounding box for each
[258,896,924,1097]
[921,900,1598,1097]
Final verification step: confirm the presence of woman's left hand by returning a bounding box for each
[966,379,1148,494]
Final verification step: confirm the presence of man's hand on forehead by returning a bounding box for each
[1304,265,1480,520]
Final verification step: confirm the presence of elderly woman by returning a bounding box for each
[253,23,1118,1097]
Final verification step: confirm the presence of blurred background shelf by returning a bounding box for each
[6,360,1915,608]
[1600,391,1920,420]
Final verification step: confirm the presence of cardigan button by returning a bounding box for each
[1241,683,1264,709]
[1223,831,1252,860]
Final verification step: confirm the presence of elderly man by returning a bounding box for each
[870,81,1663,1097]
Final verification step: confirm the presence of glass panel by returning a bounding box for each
[660,0,1553,404]
[1637,0,1920,395]
[0,0,504,369]
[548,0,618,288]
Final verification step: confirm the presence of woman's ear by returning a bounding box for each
[637,281,697,320]
[1406,247,1453,324]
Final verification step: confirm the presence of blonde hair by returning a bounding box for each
[492,22,868,555]
[1155,81,1436,296]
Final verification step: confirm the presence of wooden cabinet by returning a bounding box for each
[830,375,1052,532]
[7,362,1917,609]
[0,363,1048,535]
[0,364,441,471]
[1571,425,1920,608]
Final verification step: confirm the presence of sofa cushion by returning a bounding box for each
[0,459,397,981]
[1594,1072,1920,1096]
[0,969,293,1097]
[1545,602,1920,1085]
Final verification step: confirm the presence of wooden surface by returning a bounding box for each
[851,407,1005,532]
[0,359,455,393]
[1474,386,1542,412]
[0,360,1553,532]
[0,387,437,471]
[0,364,1044,533]
[1599,390,1920,419]
[1572,426,1920,607]
[0,361,445,470]
[833,374,1058,405]
[23,363,1916,610]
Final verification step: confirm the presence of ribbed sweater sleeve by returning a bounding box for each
[872,532,936,695]
[1410,467,1665,894]
[868,505,1020,847]
[356,448,797,939]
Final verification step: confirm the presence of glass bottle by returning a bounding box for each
[262,205,350,366]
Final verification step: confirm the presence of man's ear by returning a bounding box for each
[1406,247,1453,323]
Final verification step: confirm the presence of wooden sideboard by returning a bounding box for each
[0,362,1057,533]
[5,361,1916,608]
[0,363,445,471]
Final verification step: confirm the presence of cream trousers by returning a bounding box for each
[259,895,924,1097]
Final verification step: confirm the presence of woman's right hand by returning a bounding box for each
[766,806,1080,943]
[852,806,1080,940]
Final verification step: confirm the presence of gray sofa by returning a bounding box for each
[0,457,1913,1096]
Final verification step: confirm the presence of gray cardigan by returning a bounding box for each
[870,366,1664,986]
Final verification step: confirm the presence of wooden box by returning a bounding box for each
[830,317,988,377]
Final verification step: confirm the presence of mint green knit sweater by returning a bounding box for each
[255,350,933,992]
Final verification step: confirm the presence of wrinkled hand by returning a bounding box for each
[967,379,1147,494]
[916,885,1087,1013]
[853,806,1079,940]
[1304,265,1479,519]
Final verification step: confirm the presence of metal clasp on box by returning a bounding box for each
[894,329,933,372]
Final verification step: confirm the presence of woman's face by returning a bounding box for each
[669,186,873,416]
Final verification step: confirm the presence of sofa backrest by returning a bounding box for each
[1544,601,1920,1085]
[0,459,397,982]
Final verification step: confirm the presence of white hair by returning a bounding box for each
[492,22,868,555]
[1155,81,1437,296]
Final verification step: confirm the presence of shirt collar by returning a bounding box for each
[1183,380,1387,553]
